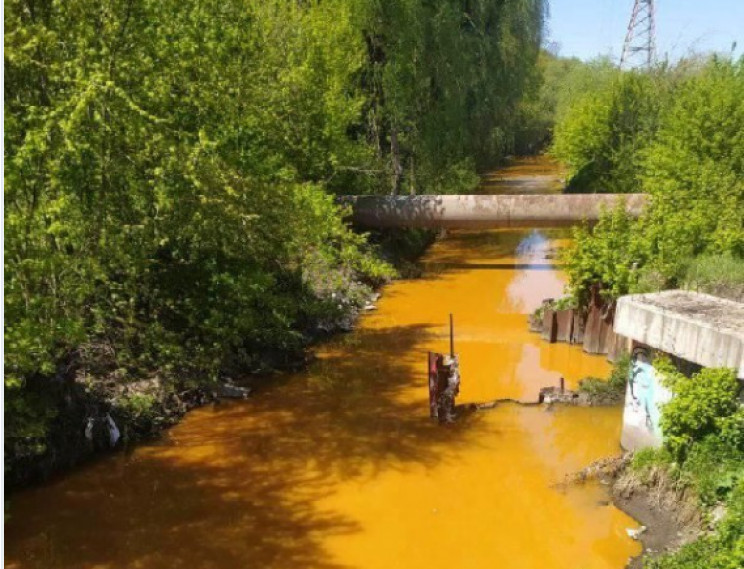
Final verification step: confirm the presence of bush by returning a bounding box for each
[657,361,740,459]
[562,202,646,305]
[552,71,663,193]
[641,59,744,277]
[558,57,744,306]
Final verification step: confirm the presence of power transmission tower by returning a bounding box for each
[620,0,656,69]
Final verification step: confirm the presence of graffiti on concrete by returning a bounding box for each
[621,347,673,450]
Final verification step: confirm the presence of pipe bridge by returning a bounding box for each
[340,194,647,229]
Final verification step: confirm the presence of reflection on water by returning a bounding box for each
[515,229,550,259]
[508,229,566,313]
[5,158,641,569]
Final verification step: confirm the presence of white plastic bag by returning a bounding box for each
[106,414,121,446]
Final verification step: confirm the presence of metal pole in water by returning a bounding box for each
[449,313,454,357]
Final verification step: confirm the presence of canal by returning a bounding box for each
[5,158,641,569]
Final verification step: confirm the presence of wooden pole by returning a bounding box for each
[449,313,454,357]
[428,351,436,419]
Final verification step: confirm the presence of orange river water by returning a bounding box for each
[5,159,642,569]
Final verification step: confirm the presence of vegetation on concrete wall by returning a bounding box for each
[631,360,743,569]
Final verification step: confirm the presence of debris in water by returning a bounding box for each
[626,526,647,540]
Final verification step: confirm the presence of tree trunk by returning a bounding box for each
[390,125,403,195]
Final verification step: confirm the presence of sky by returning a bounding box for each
[547,0,744,62]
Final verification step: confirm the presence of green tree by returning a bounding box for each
[4,0,546,473]
[552,70,663,193]
[559,57,744,304]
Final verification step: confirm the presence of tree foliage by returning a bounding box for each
[4,0,546,463]
[513,52,618,155]
[359,0,546,193]
[552,70,664,193]
[559,57,744,303]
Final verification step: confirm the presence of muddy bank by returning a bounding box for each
[7,314,350,491]
[4,372,220,491]
[562,454,702,569]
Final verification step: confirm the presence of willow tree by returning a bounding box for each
[353,0,547,195]
[4,0,389,455]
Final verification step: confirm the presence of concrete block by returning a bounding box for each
[614,290,744,378]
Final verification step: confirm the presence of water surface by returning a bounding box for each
[5,158,641,569]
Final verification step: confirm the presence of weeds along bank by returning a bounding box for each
[4,1,546,485]
[619,361,744,569]
[551,56,744,307]
[548,55,744,569]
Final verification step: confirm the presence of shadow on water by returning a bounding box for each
[5,323,492,569]
[6,158,606,568]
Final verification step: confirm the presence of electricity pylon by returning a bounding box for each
[620,0,656,69]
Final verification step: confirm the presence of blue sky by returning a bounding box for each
[547,1,744,62]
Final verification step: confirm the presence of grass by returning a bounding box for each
[577,354,630,402]
[683,253,744,302]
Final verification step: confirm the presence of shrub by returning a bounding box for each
[562,202,646,305]
[552,71,663,193]
[657,360,740,459]
[557,57,744,305]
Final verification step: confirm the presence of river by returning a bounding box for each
[5,157,641,569]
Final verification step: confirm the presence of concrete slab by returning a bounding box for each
[614,290,744,378]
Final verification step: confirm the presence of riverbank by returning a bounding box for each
[6,225,644,569]
[562,452,703,568]
[5,227,436,492]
